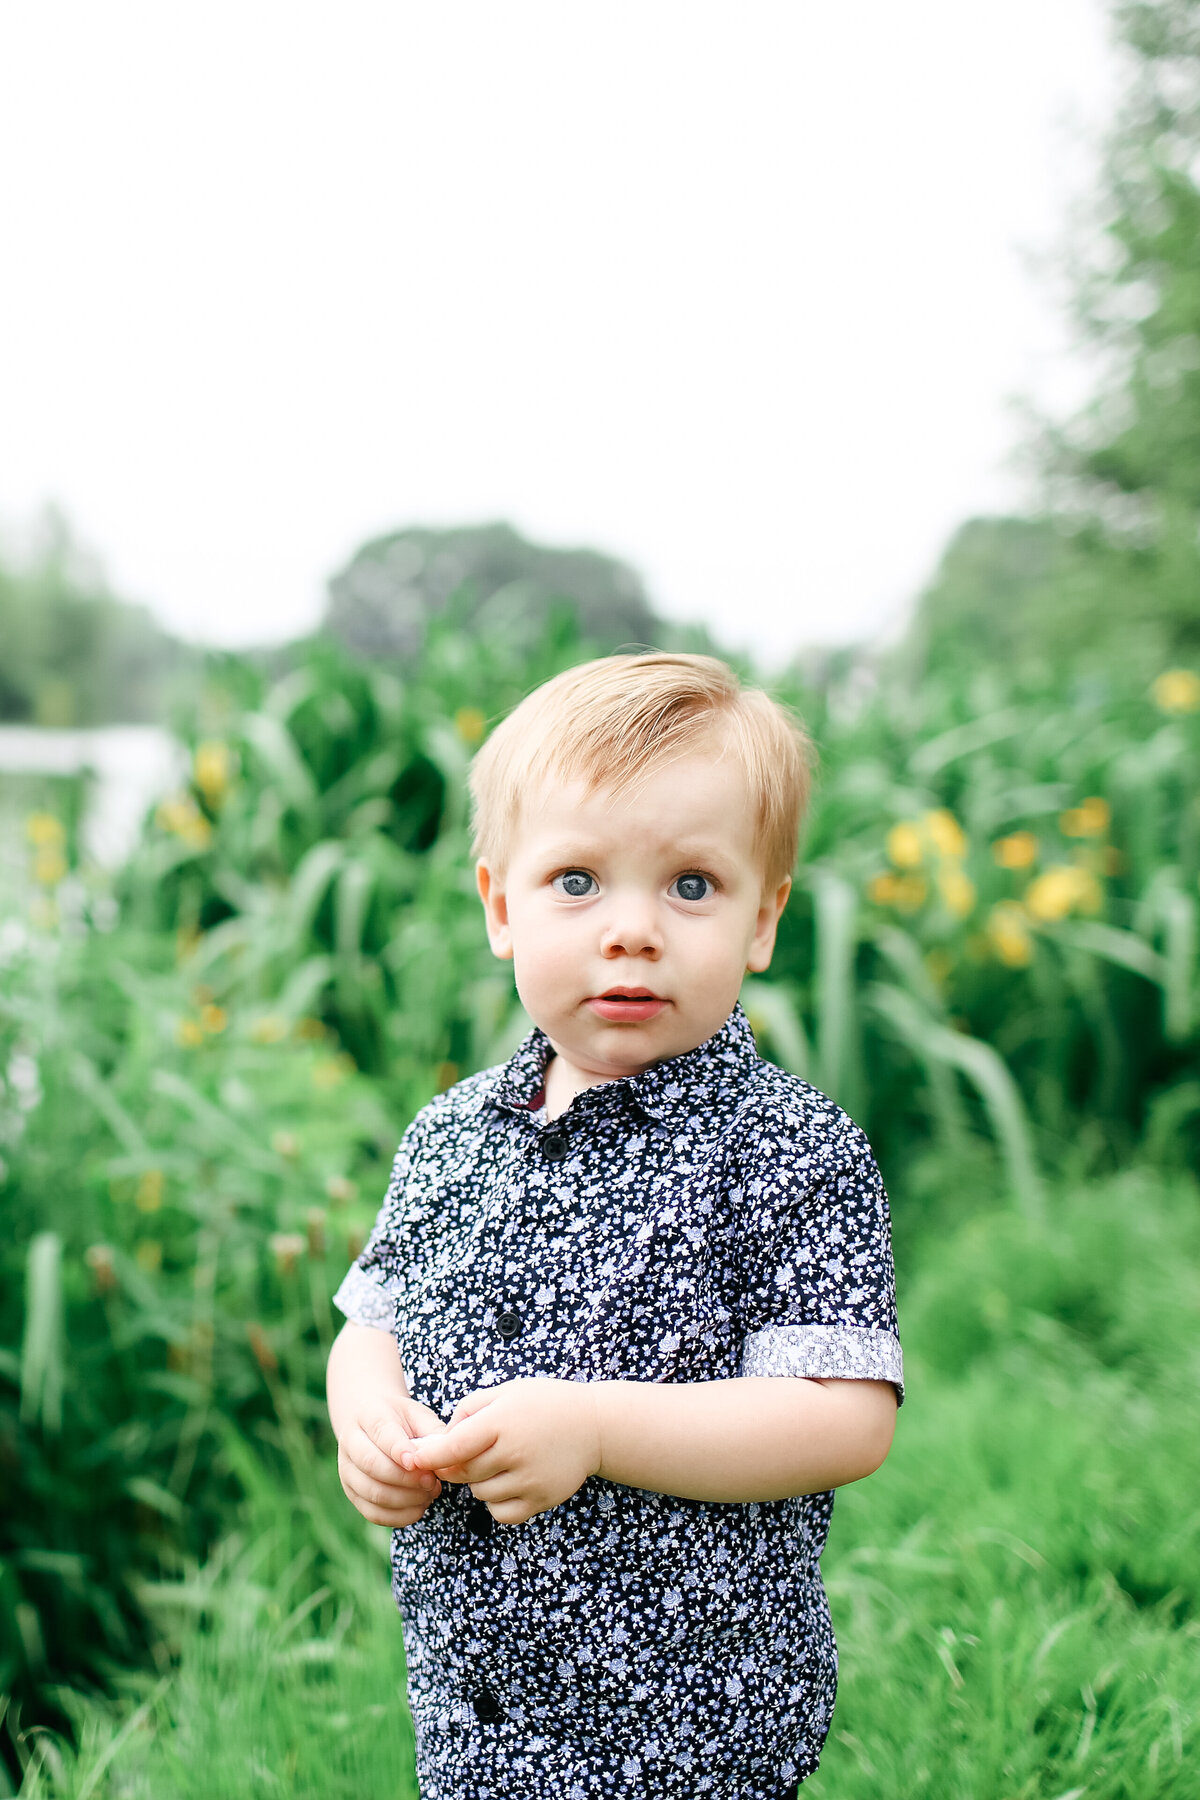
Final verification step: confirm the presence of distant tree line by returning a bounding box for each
[0,511,197,727]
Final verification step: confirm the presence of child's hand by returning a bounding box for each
[402,1378,602,1525]
[336,1394,455,1528]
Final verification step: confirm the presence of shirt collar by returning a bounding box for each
[484,1001,762,1125]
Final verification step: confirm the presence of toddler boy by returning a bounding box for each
[326,652,903,1798]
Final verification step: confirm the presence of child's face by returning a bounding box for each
[475,748,791,1098]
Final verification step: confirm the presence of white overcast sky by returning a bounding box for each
[1,2,1117,670]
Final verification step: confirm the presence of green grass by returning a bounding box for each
[7,1164,1198,1799]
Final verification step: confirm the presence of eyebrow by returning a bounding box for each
[536,839,737,867]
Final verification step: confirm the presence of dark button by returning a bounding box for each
[496,1310,522,1342]
[467,1499,493,1538]
[541,1129,569,1161]
[472,1686,502,1722]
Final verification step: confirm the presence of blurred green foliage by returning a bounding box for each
[2,601,1196,1774]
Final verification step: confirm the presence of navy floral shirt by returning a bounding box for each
[333,1003,903,1799]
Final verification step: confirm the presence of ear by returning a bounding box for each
[746,875,791,973]
[475,860,513,960]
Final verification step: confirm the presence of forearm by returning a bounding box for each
[591,1376,896,1503]
[325,1320,410,1442]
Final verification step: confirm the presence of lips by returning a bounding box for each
[588,989,667,1021]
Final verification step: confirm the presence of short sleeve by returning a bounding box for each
[331,1114,428,1331]
[732,1105,904,1403]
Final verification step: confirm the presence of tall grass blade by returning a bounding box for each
[1159,882,1196,1044]
[867,982,1044,1218]
[240,712,318,812]
[740,977,810,1077]
[334,858,374,961]
[19,1234,63,1437]
[866,982,971,1154]
[70,1054,148,1156]
[907,705,1028,777]
[810,865,859,1112]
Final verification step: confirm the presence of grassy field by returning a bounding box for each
[3,626,1198,1795]
[7,1162,1198,1799]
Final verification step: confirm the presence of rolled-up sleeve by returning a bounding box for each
[733,1106,904,1403]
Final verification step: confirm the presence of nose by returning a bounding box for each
[599,888,663,959]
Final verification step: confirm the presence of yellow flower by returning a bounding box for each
[924,948,953,985]
[936,861,976,919]
[135,1169,165,1213]
[455,706,486,745]
[271,1130,300,1159]
[26,812,65,848]
[175,1018,205,1048]
[892,874,928,914]
[1152,669,1200,713]
[924,809,967,859]
[135,1240,163,1275]
[886,822,924,869]
[1060,796,1111,837]
[193,740,232,805]
[156,795,212,849]
[868,873,900,905]
[1024,864,1103,922]
[251,1014,288,1044]
[294,1016,327,1042]
[32,846,67,886]
[200,1003,228,1034]
[986,902,1034,968]
[993,831,1038,870]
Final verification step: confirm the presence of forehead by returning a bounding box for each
[512,752,762,866]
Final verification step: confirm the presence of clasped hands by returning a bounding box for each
[337,1378,603,1530]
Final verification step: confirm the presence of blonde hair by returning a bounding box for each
[468,652,815,886]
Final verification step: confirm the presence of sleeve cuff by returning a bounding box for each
[739,1323,904,1404]
[331,1262,398,1330]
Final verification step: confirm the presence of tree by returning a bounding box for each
[0,510,195,725]
[901,0,1200,687]
[324,520,663,661]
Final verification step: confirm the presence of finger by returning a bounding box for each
[404,1412,498,1472]
[403,1400,449,1439]
[340,1448,441,1513]
[338,1463,439,1526]
[347,1428,439,1491]
[349,1491,437,1528]
[482,1493,539,1526]
[360,1409,435,1472]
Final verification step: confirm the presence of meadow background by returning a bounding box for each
[4,4,1200,1796]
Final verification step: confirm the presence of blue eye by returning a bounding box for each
[553,870,597,898]
[671,873,711,902]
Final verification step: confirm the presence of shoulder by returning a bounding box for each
[392,1061,509,1151]
[724,1057,880,1183]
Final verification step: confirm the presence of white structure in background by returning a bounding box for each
[0,725,185,866]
